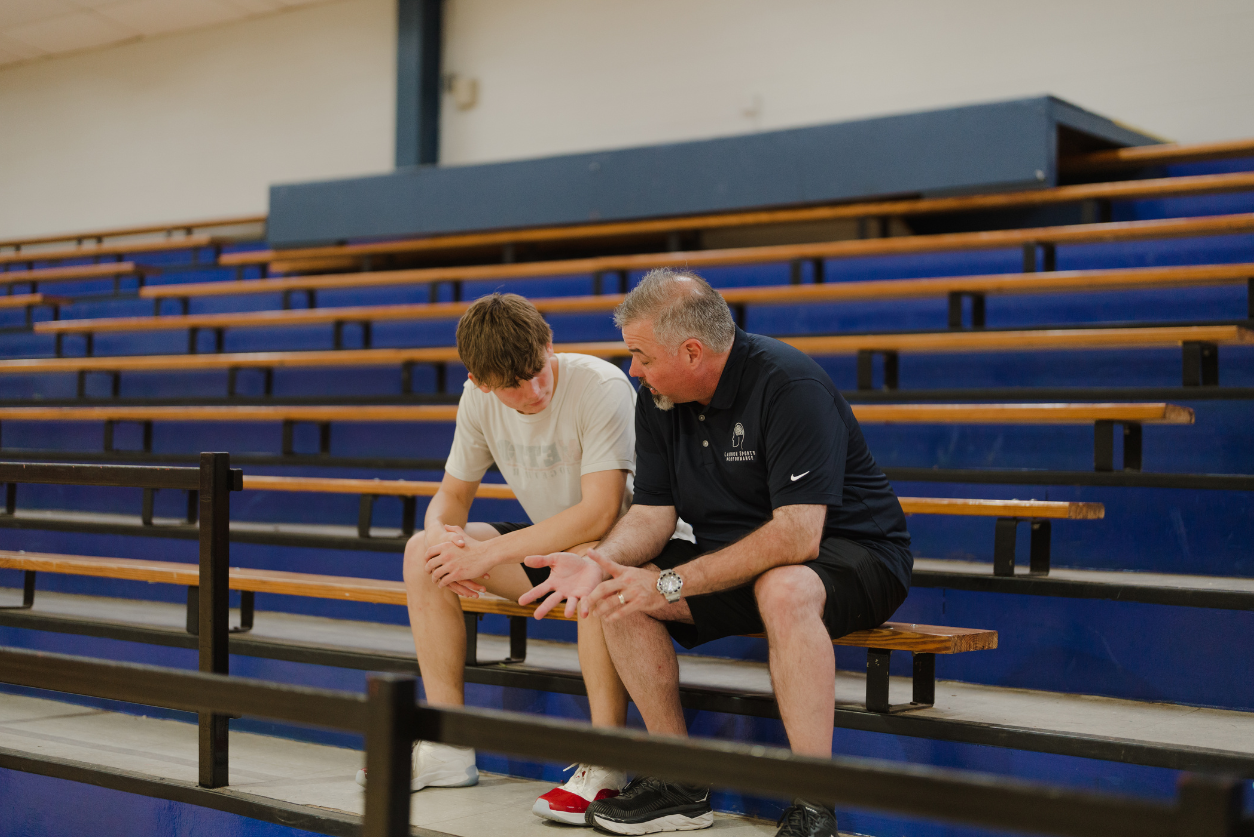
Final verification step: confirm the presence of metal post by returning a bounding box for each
[464,613,479,666]
[856,351,874,390]
[1029,520,1051,575]
[911,653,935,706]
[789,260,803,285]
[401,497,418,537]
[1022,243,1037,273]
[1122,423,1143,471]
[1094,420,1115,472]
[509,616,528,663]
[1176,774,1243,837]
[993,518,1018,576]
[1182,341,1219,387]
[4,482,15,515]
[865,649,891,713]
[1247,278,1253,320]
[198,452,232,788]
[359,494,377,539]
[363,674,415,837]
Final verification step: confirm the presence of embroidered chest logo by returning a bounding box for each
[725,421,756,463]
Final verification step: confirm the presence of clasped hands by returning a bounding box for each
[423,524,497,598]
[519,548,664,622]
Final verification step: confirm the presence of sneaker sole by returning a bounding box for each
[533,798,592,826]
[412,770,479,792]
[590,811,714,835]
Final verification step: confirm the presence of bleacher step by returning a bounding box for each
[0,691,779,837]
[4,588,1252,773]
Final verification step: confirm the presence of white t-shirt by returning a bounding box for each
[444,353,636,524]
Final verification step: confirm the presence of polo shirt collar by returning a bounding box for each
[707,327,750,411]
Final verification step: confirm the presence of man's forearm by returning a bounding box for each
[595,505,678,568]
[677,505,825,597]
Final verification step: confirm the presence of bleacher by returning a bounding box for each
[1,136,1253,834]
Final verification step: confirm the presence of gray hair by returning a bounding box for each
[612,268,735,353]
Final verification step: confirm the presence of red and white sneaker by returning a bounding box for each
[533,764,626,825]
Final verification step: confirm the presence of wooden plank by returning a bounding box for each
[241,476,1102,519]
[0,216,265,251]
[0,294,68,311]
[900,498,1104,520]
[0,550,995,652]
[4,325,1251,376]
[0,262,146,283]
[151,213,1254,299]
[0,236,216,267]
[218,171,1254,268]
[0,405,458,422]
[0,402,1190,426]
[850,402,1194,425]
[1060,138,1254,175]
[38,263,1254,336]
[781,325,1254,355]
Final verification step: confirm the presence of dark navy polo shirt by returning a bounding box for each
[633,328,912,590]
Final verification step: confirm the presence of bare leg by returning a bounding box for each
[754,566,834,758]
[403,523,524,707]
[600,583,692,737]
[563,542,629,728]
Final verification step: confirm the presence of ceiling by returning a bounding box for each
[0,0,333,69]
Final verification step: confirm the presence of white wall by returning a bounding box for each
[3,0,1252,240]
[439,0,1254,166]
[0,0,395,240]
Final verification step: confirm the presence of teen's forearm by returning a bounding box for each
[595,504,679,568]
[677,505,825,597]
[423,490,471,546]
[483,499,615,563]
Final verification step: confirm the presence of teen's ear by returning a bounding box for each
[467,372,491,394]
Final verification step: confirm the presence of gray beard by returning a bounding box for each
[652,392,675,411]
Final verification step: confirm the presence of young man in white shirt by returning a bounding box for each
[356,293,633,824]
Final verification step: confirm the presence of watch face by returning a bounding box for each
[658,572,682,595]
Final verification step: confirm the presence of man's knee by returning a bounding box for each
[402,530,427,585]
[754,565,826,621]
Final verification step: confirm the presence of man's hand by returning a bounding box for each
[425,525,494,597]
[581,552,666,622]
[519,550,606,619]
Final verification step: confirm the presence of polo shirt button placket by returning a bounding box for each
[702,440,708,447]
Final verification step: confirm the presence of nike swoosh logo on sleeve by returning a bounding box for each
[790,471,811,481]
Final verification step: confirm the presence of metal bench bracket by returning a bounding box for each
[865,649,935,713]
[1094,420,1142,472]
[186,586,253,635]
[993,517,1051,576]
[856,350,899,391]
[464,612,528,666]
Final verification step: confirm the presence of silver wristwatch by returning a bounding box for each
[656,569,683,603]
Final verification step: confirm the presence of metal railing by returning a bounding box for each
[0,646,1249,837]
[0,455,242,786]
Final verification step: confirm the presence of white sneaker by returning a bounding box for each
[354,741,479,792]
[533,763,627,825]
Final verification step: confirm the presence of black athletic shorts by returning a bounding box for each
[486,521,550,587]
[652,536,910,650]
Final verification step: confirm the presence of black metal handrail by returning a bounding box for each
[0,453,242,787]
[0,646,1248,837]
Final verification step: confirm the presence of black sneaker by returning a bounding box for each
[775,799,838,837]
[585,776,714,834]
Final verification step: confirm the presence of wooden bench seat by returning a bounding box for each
[0,548,996,713]
[0,236,218,268]
[0,215,265,254]
[0,261,156,293]
[14,326,1250,394]
[215,171,1254,271]
[0,293,69,324]
[148,213,1254,307]
[0,400,1190,472]
[36,262,1254,343]
[242,475,1102,576]
[1060,137,1254,175]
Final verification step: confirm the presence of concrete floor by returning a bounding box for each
[0,691,779,837]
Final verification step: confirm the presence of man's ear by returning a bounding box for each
[681,338,704,366]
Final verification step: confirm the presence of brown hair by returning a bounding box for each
[456,293,553,388]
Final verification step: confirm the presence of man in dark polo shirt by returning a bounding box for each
[521,267,911,837]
